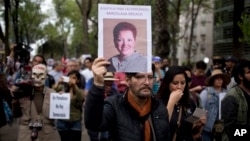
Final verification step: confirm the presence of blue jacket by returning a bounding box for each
[200,87,227,132]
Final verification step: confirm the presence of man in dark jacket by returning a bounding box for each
[84,57,170,141]
[222,59,250,140]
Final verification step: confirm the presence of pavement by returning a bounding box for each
[0,119,90,141]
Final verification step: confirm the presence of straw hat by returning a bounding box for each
[104,72,119,81]
[205,69,230,86]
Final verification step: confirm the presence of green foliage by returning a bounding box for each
[238,13,250,44]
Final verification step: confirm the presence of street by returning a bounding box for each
[0,119,90,141]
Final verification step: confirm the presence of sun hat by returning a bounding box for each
[104,72,119,81]
[205,69,230,86]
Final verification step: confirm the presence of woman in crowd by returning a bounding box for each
[200,69,230,141]
[157,66,206,141]
[54,70,84,141]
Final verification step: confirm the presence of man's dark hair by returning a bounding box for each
[195,60,207,70]
[84,57,93,63]
[233,59,250,84]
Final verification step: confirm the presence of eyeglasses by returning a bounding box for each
[133,75,155,82]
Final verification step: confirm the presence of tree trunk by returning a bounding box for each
[4,0,10,60]
[187,0,203,65]
[154,0,169,59]
[81,0,90,54]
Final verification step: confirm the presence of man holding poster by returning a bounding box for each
[99,4,152,73]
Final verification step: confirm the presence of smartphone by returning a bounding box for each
[62,76,69,83]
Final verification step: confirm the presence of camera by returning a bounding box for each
[29,122,43,140]
[13,43,33,99]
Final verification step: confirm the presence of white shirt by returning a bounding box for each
[80,68,93,83]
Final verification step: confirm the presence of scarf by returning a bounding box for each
[127,91,152,141]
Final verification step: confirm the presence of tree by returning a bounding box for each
[0,0,11,58]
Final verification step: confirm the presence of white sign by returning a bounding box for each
[49,93,70,119]
[98,4,152,72]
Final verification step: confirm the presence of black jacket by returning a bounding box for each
[0,73,12,127]
[84,85,170,141]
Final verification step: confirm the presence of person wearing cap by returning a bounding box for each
[152,56,165,95]
[84,57,170,141]
[222,59,250,140]
[224,56,237,90]
[106,22,147,72]
[200,69,230,141]
[224,56,236,77]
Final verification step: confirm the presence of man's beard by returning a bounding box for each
[242,77,250,90]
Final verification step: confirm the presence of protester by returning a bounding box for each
[157,66,206,141]
[114,72,128,94]
[81,57,94,83]
[152,56,165,95]
[200,69,230,141]
[222,59,250,140]
[189,60,207,104]
[0,73,12,128]
[54,70,84,141]
[15,64,60,141]
[183,66,202,108]
[49,60,64,83]
[84,57,170,141]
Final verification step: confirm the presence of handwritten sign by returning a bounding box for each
[49,93,70,119]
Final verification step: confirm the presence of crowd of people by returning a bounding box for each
[0,44,250,141]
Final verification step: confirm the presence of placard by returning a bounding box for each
[98,4,152,72]
[49,93,70,119]
[185,108,206,123]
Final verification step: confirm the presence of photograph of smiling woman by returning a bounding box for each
[106,21,148,72]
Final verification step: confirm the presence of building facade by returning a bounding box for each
[213,0,250,59]
[178,5,214,65]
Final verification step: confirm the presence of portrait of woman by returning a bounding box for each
[106,21,147,72]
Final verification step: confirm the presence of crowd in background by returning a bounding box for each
[0,45,250,141]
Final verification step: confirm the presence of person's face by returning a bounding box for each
[55,64,64,71]
[169,74,186,92]
[195,69,205,77]
[242,67,250,89]
[67,62,77,72]
[213,76,223,88]
[114,30,135,57]
[225,61,234,69]
[69,73,79,86]
[84,60,92,69]
[162,59,169,66]
[32,56,43,66]
[127,72,154,99]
